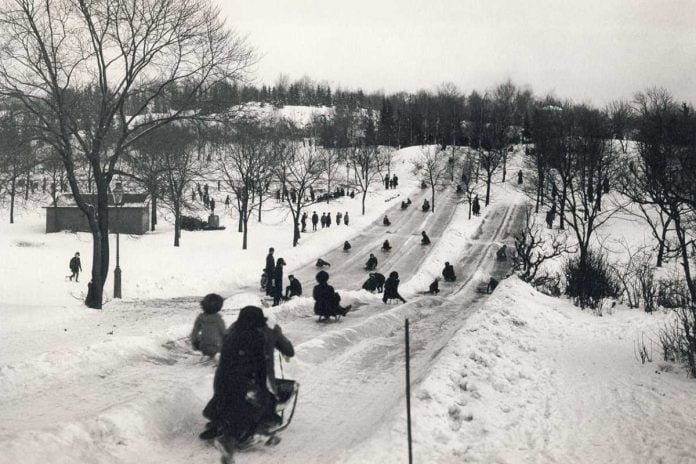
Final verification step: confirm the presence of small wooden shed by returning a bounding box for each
[44,193,150,234]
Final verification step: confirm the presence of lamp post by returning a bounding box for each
[112,182,123,299]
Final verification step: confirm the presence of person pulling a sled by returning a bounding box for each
[313,271,351,321]
[200,306,295,451]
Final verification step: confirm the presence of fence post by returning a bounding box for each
[405,318,413,464]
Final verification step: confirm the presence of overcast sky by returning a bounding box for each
[219,0,695,105]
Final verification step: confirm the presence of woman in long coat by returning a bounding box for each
[273,258,286,306]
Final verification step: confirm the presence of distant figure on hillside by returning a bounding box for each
[496,244,508,260]
[383,271,407,304]
[472,195,481,216]
[350,191,355,199]
[456,184,463,194]
[210,197,216,213]
[285,275,302,300]
[265,248,275,296]
[336,212,343,226]
[362,272,386,293]
[424,278,440,295]
[312,211,319,231]
[301,212,308,232]
[421,231,431,245]
[343,241,352,251]
[487,277,499,293]
[365,253,378,271]
[225,195,230,208]
[422,199,430,212]
[421,180,427,189]
[384,174,390,190]
[392,174,399,188]
[272,258,286,306]
[383,215,391,226]
[406,197,412,205]
[517,170,523,185]
[401,201,408,210]
[326,212,332,228]
[68,252,82,282]
[442,262,456,282]
[545,209,554,229]
[321,212,327,229]
[313,271,351,321]
[190,293,226,357]
[316,258,331,268]
[343,212,349,226]
[382,240,392,251]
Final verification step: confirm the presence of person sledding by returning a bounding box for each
[383,271,407,304]
[383,215,391,226]
[199,306,294,450]
[315,258,331,268]
[284,275,302,300]
[422,199,430,212]
[313,271,351,322]
[343,240,352,251]
[421,231,431,245]
[365,253,378,271]
[190,293,227,358]
[442,262,456,282]
[381,240,392,251]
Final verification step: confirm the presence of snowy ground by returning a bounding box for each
[1,144,695,464]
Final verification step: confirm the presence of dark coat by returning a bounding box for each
[288,278,302,297]
[312,213,319,225]
[442,265,456,282]
[265,254,275,275]
[69,257,82,272]
[366,256,378,270]
[313,282,341,317]
[383,276,405,302]
[273,266,284,295]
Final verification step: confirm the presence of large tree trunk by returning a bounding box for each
[174,205,181,247]
[485,172,492,206]
[431,185,436,213]
[361,190,367,215]
[242,208,248,250]
[85,187,111,309]
[560,183,568,230]
[150,186,158,231]
[25,169,30,200]
[502,151,507,183]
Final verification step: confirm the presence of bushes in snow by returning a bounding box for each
[563,251,621,310]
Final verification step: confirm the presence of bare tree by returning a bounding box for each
[412,145,449,213]
[275,140,325,247]
[0,111,36,223]
[0,0,254,308]
[348,144,382,216]
[217,118,274,249]
[513,205,574,282]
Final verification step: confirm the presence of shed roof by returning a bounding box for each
[48,193,149,207]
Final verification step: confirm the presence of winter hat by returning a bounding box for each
[237,306,267,330]
[200,293,224,314]
[316,270,329,283]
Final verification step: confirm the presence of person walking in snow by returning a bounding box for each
[312,211,319,231]
[190,293,227,357]
[343,211,349,226]
[301,212,308,232]
[336,211,343,226]
[321,212,327,229]
[265,248,275,296]
[472,195,481,216]
[517,170,523,185]
[68,252,82,282]
[383,271,407,304]
[326,212,332,228]
[392,174,398,188]
[225,195,231,209]
[384,174,390,190]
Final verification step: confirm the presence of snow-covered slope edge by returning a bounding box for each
[346,277,696,464]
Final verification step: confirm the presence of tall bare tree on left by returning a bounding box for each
[0,0,254,308]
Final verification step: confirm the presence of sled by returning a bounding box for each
[214,379,300,464]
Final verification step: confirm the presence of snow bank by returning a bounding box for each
[348,278,696,464]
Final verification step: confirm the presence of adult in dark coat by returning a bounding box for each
[301,212,307,232]
[383,271,406,304]
[382,240,392,251]
[326,212,332,228]
[365,253,378,271]
[320,213,327,228]
[472,195,481,216]
[517,170,523,185]
[384,174,390,189]
[383,215,391,226]
[201,306,294,445]
[421,231,431,245]
[422,199,430,212]
[442,262,456,282]
[313,271,350,321]
[343,212,349,226]
[285,275,302,299]
[272,258,286,306]
[311,212,319,231]
[69,252,82,282]
[370,272,385,292]
[265,248,275,296]
[392,174,398,188]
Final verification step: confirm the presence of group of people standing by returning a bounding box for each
[384,173,399,189]
[301,211,350,232]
